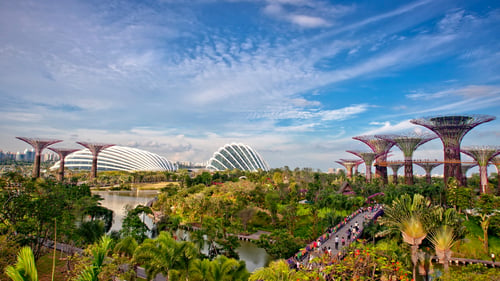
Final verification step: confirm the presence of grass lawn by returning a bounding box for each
[453,216,500,260]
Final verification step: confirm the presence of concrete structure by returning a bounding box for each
[335,159,362,179]
[15,137,62,178]
[377,133,437,185]
[461,146,500,193]
[386,161,404,184]
[347,151,377,182]
[76,142,114,179]
[206,143,270,172]
[48,148,79,181]
[411,115,495,187]
[492,156,500,195]
[414,160,442,185]
[460,163,477,187]
[353,136,395,184]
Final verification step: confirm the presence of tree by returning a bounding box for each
[74,235,113,281]
[378,194,431,281]
[189,259,212,281]
[133,232,198,281]
[4,246,38,281]
[474,194,500,253]
[249,260,305,281]
[120,205,152,243]
[428,225,457,273]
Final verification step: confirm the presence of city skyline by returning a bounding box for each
[1,0,500,172]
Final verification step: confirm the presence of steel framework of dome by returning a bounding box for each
[206,143,270,172]
[50,146,177,172]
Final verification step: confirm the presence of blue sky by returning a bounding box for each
[1,0,499,172]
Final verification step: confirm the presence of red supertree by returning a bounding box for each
[460,163,477,187]
[16,137,62,178]
[76,142,114,179]
[410,114,495,187]
[335,159,363,179]
[48,148,79,181]
[386,160,404,184]
[491,156,500,195]
[461,146,500,193]
[414,159,442,185]
[347,151,378,182]
[352,136,395,184]
[376,133,437,185]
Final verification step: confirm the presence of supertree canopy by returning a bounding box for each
[410,114,495,186]
[336,159,362,179]
[347,151,378,182]
[77,142,114,179]
[376,133,437,185]
[414,159,442,185]
[16,137,62,178]
[461,146,500,193]
[353,135,395,184]
[48,147,79,181]
[386,160,404,184]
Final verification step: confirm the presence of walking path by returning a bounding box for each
[288,205,384,269]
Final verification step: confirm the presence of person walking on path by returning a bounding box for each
[335,236,339,250]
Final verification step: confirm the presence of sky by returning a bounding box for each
[1,0,499,173]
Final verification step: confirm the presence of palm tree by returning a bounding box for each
[75,235,113,281]
[210,255,249,281]
[114,236,139,281]
[378,194,431,281]
[189,259,213,281]
[5,246,38,281]
[249,260,305,281]
[428,226,457,273]
[401,215,427,280]
[134,232,198,281]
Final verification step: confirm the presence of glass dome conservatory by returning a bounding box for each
[50,145,177,172]
[206,143,270,171]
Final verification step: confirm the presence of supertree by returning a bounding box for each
[461,146,500,193]
[76,142,114,179]
[48,148,79,181]
[347,151,378,182]
[376,133,437,185]
[15,137,62,178]
[386,160,404,184]
[491,156,500,195]
[335,159,363,179]
[460,163,477,187]
[414,160,442,185]
[410,114,495,187]
[352,136,395,184]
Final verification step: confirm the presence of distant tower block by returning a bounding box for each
[15,137,62,178]
[336,159,362,179]
[461,146,500,193]
[411,115,495,187]
[386,161,404,184]
[491,156,500,195]
[377,133,436,185]
[347,151,377,182]
[76,142,114,179]
[460,163,477,187]
[414,160,442,185]
[48,148,79,181]
[352,136,395,184]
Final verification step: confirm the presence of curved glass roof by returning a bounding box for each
[206,143,270,171]
[50,146,177,172]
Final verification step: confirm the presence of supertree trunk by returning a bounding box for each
[404,157,414,185]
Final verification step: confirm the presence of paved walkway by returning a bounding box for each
[289,206,383,268]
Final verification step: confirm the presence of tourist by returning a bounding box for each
[335,235,339,250]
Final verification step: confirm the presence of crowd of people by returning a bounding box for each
[287,204,383,270]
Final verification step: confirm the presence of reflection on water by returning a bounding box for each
[92,190,157,232]
[93,190,271,272]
